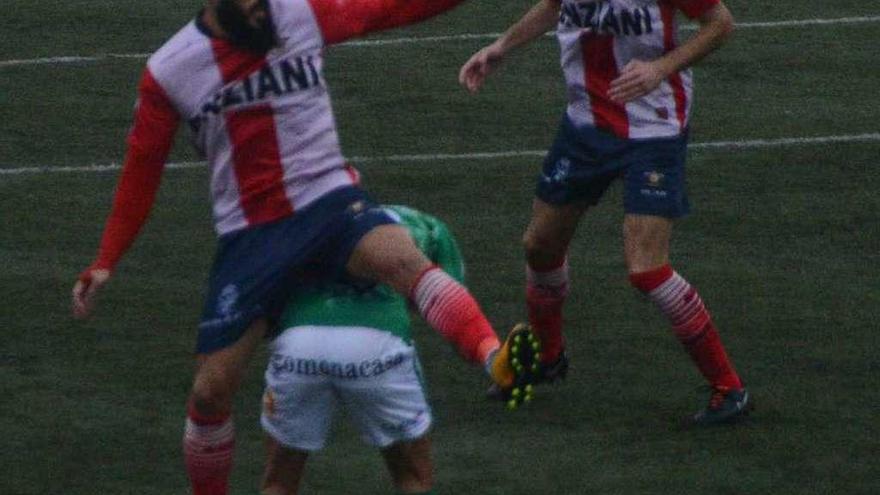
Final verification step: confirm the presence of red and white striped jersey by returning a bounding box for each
[92,0,463,271]
[556,0,718,139]
[149,0,355,235]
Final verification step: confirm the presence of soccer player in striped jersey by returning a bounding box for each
[459,0,751,425]
[259,206,540,495]
[70,1,537,494]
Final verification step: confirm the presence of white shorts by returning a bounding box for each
[261,325,432,451]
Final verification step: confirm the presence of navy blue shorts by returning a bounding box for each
[536,114,691,218]
[197,186,397,354]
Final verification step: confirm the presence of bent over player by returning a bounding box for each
[71,1,536,493]
[259,206,539,495]
[459,0,751,424]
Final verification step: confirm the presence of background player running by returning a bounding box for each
[71,1,536,493]
[459,0,751,425]
[259,206,540,495]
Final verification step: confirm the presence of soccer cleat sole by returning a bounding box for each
[502,324,542,410]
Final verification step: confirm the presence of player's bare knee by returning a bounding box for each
[523,230,566,268]
[190,372,235,415]
[522,229,543,258]
[623,216,671,273]
[393,250,429,280]
[189,389,231,417]
[376,254,429,296]
[376,244,432,294]
[624,237,667,274]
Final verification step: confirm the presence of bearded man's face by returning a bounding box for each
[216,0,277,52]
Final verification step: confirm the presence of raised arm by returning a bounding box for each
[459,0,560,93]
[609,0,734,103]
[308,0,467,45]
[659,1,734,75]
[72,69,180,319]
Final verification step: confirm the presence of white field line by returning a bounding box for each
[1,15,879,68]
[2,133,878,176]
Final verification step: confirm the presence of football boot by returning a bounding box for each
[536,349,569,384]
[488,323,542,409]
[686,385,753,427]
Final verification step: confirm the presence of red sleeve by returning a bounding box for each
[91,69,180,272]
[307,0,466,45]
[668,0,719,19]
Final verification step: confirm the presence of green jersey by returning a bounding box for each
[277,206,464,342]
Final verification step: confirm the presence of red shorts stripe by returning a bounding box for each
[582,34,629,138]
[660,2,688,130]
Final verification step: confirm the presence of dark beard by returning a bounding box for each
[216,0,278,53]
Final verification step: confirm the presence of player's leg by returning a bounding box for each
[183,204,335,495]
[522,198,587,376]
[259,328,339,494]
[346,224,502,375]
[334,197,538,400]
[525,113,623,381]
[190,318,267,415]
[624,216,748,424]
[260,435,309,495]
[620,132,749,425]
[335,335,435,492]
[381,435,435,494]
[184,318,266,495]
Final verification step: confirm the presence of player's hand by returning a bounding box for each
[459,42,506,93]
[609,59,668,103]
[72,267,111,319]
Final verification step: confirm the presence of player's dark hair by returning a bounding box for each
[216,0,278,53]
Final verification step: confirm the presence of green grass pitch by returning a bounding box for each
[1,1,879,493]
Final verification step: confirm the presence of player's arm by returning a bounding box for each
[609,0,734,103]
[72,69,180,319]
[459,0,561,93]
[308,0,466,45]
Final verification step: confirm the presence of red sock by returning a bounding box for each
[526,257,569,364]
[411,266,500,364]
[684,321,742,389]
[183,403,235,495]
[629,265,742,389]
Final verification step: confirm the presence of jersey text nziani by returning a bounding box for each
[200,55,322,115]
[559,2,654,36]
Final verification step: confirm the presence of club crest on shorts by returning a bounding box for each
[645,171,665,188]
[548,157,572,184]
[217,284,240,318]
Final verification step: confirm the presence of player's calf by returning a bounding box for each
[260,439,308,495]
[410,265,501,364]
[185,319,266,494]
[526,257,569,367]
[184,401,235,495]
[382,436,434,494]
[629,264,743,390]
